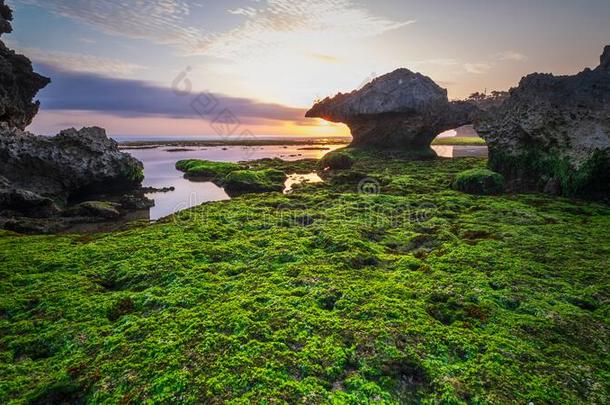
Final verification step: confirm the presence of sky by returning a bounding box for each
[7,0,610,138]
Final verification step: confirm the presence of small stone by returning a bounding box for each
[64,201,121,219]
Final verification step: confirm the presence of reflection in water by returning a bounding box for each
[126,144,344,220]
[284,173,323,194]
[125,143,488,221]
[432,145,488,158]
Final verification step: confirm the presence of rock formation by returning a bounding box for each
[0,125,144,202]
[0,1,50,129]
[475,46,610,199]
[0,0,149,232]
[306,69,476,150]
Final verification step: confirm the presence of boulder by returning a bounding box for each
[319,150,354,170]
[306,69,476,151]
[64,201,122,219]
[475,46,610,199]
[452,169,505,195]
[0,125,144,206]
[0,1,50,129]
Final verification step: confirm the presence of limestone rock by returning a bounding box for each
[0,1,50,129]
[475,46,610,199]
[306,69,476,150]
[0,125,144,206]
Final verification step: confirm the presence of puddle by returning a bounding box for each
[284,173,323,194]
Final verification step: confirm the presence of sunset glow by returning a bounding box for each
[10,0,610,138]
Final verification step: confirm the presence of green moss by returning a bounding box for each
[488,148,610,199]
[121,165,144,183]
[452,168,506,195]
[1,151,609,403]
[319,150,354,170]
[176,159,242,179]
[432,137,487,146]
[224,169,287,194]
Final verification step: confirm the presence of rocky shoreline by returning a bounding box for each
[0,0,607,235]
[0,1,151,233]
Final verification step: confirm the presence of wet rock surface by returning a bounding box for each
[306,69,477,150]
[475,46,610,199]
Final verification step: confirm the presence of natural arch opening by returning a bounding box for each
[431,125,488,158]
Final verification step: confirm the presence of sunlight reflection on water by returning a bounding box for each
[125,144,344,220]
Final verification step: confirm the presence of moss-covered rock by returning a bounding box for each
[63,201,121,219]
[488,148,610,200]
[319,150,354,170]
[175,159,242,179]
[224,169,287,194]
[475,46,610,200]
[452,168,505,195]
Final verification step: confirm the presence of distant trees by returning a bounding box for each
[467,90,508,102]
[466,90,509,110]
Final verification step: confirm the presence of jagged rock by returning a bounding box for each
[0,1,50,129]
[0,125,144,207]
[599,45,610,71]
[0,1,12,35]
[306,69,476,150]
[475,46,610,199]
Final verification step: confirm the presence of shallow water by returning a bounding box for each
[126,144,345,220]
[125,143,488,220]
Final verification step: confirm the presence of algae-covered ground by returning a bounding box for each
[431,137,486,146]
[1,151,609,404]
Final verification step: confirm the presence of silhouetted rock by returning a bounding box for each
[0,1,12,35]
[475,46,610,199]
[0,125,144,206]
[599,46,610,71]
[0,1,50,129]
[306,69,476,150]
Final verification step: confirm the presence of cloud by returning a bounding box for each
[16,0,207,51]
[34,64,307,126]
[310,53,341,63]
[462,50,526,75]
[463,63,492,74]
[496,50,527,62]
[17,47,144,77]
[18,0,413,59]
[200,0,415,59]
